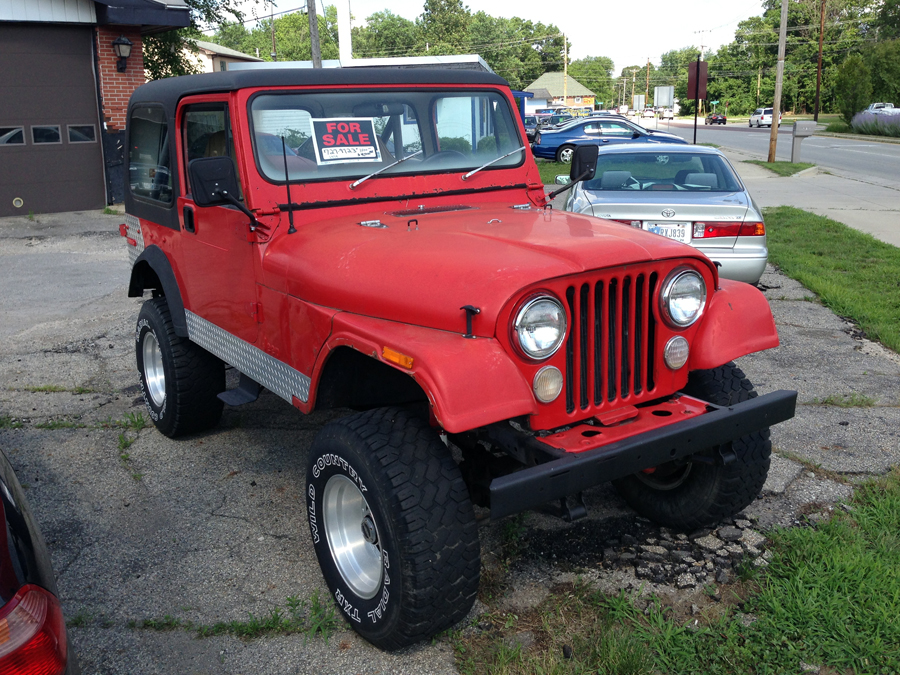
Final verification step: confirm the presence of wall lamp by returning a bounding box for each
[112,35,133,72]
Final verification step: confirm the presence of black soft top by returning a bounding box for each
[130,68,511,110]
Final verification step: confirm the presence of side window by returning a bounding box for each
[433,94,519,157]
[129,106,173,204]
[183,103,242,200]
[584,124,600,135]
[600,122,634,138]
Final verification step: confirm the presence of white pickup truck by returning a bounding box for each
[865,102,900,115]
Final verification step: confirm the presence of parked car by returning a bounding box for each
[0,448,79,674]
[705,113,726,125]
[557,144,767,284]
[642,108,656,118]
[532,116,687,163]
[122,67,795,651]
[865,102,900,115]
[749,108,782,127]
[545,113,575,128]
[662,108,674,119]
[523,115,540,141]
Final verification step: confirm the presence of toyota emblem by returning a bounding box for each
[661,209,676,218]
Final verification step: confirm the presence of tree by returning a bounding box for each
[569,56,615,108]
[418,0,471,53]
[834,54,872,123]
[864,39,900,103]
[875,0,900,39]
[144,0,250,79]
[353,10,421,58]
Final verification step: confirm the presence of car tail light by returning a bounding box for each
[0,585,68,675]
[612,219,642,228]
[691,221,743,238]
[739,221,766,236]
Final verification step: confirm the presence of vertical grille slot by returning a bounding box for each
[562,267,659,417]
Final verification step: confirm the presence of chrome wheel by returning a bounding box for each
[557,146,575,164]
[323,474,383,599]
[142,331,166,408]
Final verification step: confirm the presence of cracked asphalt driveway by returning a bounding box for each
[1,210,898,674]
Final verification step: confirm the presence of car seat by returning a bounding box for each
[598,170,633,189]
[684,172,717,188]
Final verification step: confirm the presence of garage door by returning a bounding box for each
[0,25,106,217]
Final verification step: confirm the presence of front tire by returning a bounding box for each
[613,363,771,530]
[556,145,575,164]
[135,298,224,438]
[306,407,480,650]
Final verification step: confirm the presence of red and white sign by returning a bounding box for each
[310,118,382,164]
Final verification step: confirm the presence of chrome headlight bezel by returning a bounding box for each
[659,268,707,329]
[512,294,568,361]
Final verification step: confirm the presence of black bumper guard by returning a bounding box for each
[489,389,797,519]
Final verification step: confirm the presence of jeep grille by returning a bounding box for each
[564,271,659,414]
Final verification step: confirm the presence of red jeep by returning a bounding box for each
[122,68,795,650]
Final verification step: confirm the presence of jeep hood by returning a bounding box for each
[262,203,714,337]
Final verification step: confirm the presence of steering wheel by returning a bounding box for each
[420,150,468,167]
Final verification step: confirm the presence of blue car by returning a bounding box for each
[532,117,687,163]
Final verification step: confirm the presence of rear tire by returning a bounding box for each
[557,145,576,164]
[613,363,771,530]
[306,407,480,650]
[135,298,224,438]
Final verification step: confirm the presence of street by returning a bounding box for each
[648,118,900,186]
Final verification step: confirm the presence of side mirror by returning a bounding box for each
[555,175,572,186]
[570,145,598,182]
[632,131,641,139]
[189,157,240,207]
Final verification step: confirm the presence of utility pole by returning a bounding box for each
[814,0,826,121]
[631,68,638,108]
[757,68,761,107]
[308,0,322,68]
[563,34,568,107]
[768,0,788,162]
[269,1,277,60]
[646,58,651,100]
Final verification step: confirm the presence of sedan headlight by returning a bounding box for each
[660,268,706,328]
[513,295,567,360]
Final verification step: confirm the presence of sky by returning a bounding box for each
[233,0,768,75]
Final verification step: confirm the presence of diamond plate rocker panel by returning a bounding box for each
[185,310,311,404]
[124,214,145,266]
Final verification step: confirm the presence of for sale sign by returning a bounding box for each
[310,118,382,164]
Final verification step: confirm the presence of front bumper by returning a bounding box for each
[489,389,796,519]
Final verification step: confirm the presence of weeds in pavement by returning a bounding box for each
[24,385,67,393]
[810,392,876,408]
[134,591,339,641]
[0,416,23,429]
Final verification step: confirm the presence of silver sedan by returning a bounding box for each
[560,144,767,284]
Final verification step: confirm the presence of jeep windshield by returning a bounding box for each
[250,89,525,183]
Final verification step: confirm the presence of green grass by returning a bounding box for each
[24,384,67,393]
[743,160,815,177]
[535,160,570,186]
[133,592,339,641]
[764,206,900,353]
[697,142,720,148]
[455,469,900,674]
[102,206,118,215]
[826,120,852,133]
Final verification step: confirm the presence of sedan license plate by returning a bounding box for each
[644,222,690,243]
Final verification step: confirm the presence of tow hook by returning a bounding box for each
[552,493,587,522]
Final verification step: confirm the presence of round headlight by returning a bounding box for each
[660,269,706,328]
[514,295,567,360]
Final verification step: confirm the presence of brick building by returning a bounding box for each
[0,1,189,217]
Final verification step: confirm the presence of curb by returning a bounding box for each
[813,131,900,145]
[792,165,818,177]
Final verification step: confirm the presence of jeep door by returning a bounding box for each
[177,100,259,344]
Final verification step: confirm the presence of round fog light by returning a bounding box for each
[664,336,690,370]
[533,366,563,403]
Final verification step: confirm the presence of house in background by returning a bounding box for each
[188,39,263,73]
[0,0,189,217]
[524,73,596,114]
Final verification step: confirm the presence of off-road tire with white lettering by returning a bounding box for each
[306,407,480,651]
[135,298,224,438]
[613,363,771,529]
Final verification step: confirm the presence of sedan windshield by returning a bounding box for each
[584,152,742,192]
[250,89,524,183]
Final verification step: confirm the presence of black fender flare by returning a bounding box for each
[128,245,188,337]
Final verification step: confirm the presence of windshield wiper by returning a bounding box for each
[349,149,423,190]
[461,146,526,181]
